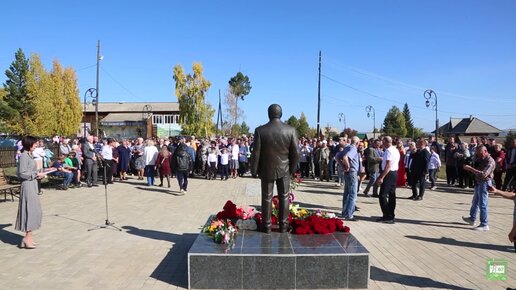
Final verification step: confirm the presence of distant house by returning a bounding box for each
[82,102,181,139]
[435,116,501,137]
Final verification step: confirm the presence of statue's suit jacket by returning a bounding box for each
[251,119,299,182]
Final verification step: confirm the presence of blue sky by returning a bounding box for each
[2,0,516,133]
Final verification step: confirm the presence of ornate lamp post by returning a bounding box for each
[338,113,346,133]
[83,88,97,138]
[424,89,438,141]
[365,105,376,136]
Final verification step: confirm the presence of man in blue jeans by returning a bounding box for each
[52,154,74,190]
[462,145,496,231]
[336,136,360,221]
[171,137,193,194]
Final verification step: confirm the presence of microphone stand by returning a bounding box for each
[89,158,122,232]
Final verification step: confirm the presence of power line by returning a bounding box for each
[322,74,516,117]
[100,67,140,99]
[76,64,97,72]
[324,57,516,103]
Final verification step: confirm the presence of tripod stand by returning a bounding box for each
[89,159,122,231]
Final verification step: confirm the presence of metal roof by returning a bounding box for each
[437,117,501,135]
[100,113,146,123]
[84,102,179,113]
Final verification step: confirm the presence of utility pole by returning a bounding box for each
[316,51,321,138]
[216,89,223,135]
[95,40,101,137]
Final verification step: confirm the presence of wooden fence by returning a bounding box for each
[0,145,59,168]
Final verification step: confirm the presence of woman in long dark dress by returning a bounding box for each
[15,136,45,249]
[117,140,131,181]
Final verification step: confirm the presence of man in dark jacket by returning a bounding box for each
[171,137,193,194]
[363,139,382,197]
[410,139,431,200]
[251,104,299,233]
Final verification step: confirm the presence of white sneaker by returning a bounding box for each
[474,225,489,231]
[462,216,474,226]
[431,186,437,190]
[183,190,187,194]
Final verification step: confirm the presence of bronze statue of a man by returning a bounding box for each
[251,104,299,233]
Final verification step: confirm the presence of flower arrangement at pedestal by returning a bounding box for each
[204,200,258,244]
[253,193,350,235]
[205,218,238,244]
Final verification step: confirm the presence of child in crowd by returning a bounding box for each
[219,147,229,180]
[207,147,218,180]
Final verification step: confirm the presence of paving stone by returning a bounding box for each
[0,176,514,289]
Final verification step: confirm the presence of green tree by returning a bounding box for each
[0,88,7,132]
[413,127,425,139]
[240,121,250,136]
[402,103,414,138]
[286,115,299,129]
[228,72,251,101]
[227,72,251,129]
[1,48,34,134]
[173,63,214,137]
[297,112,310,137]
[383,106,407,137]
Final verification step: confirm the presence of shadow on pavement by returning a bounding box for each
[134,186,179,195]
[405,235,514,253]
[356,216,471,230]
[0,223,23,246]
[370,266,472,289]
[122,225,198,288]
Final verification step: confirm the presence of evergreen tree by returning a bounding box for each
[383,106,407,137]
[402,103,414,138]
[286,115,299,130]
[1,48,33,134]
[173,63,214,137]
[297,112,310,137]
[240,121,250,136]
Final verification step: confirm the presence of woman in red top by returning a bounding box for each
[396,139,407,187]
[155,145,172,187]
[493,144,506,189]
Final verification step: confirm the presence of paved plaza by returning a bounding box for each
[0,175,514,289]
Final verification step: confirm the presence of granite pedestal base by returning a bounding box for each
[188,219,369,289]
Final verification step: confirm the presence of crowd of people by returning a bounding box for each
[13,131,516,248]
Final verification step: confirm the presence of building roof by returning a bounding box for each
[84,102,179,113]
[100,113,146,123]
[437,116,501,135]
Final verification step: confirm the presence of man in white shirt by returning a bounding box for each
[376,136,400,223]
[101,139,114,184]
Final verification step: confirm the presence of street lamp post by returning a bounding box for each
[83,88,97,138]
[338,113,346,132]
[424,89,438,141]
[365,105,376,137]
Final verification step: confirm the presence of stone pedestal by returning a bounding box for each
[188,219,369,289]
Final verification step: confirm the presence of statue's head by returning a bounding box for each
[268,104,282,120]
